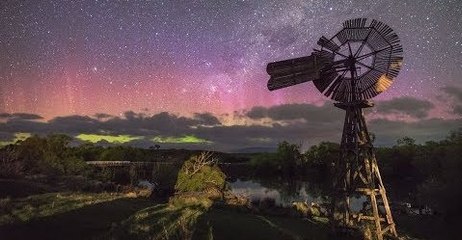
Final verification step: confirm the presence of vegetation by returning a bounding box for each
[110,152,224,240]
[2,134,89,177]
[0,194,153,240]
[247,129,462,239]
[0,129,460,239]
[175,152,226,194]
[110,196,212,240]
[250,141,304,177]
[110,152,331,240]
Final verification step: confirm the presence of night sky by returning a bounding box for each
[1,0,461,151]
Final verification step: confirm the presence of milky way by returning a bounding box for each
[1,0,461,119]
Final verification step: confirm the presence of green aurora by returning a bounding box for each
[76,134,211,144]
[152,135,211,144]
[0,132,32,146]
[0,133,211,146]
[76,134,143,143]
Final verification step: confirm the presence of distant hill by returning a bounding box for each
[231,146,276,153]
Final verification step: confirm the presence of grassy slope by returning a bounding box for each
[0,195,153,240]
[0,192,129,225]
[0,190,435,240]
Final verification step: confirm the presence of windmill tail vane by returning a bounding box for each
[266,50,335,91]
[266,18,403,240]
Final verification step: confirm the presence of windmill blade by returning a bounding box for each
[314,18,403,101]
[317,36,340,52]
[343,18,367,28]
[313,69,346,95]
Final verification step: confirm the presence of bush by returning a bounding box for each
[249,153,279,176]
[0,147,23,178]
[175,152,226,194]
[15,134,88,177]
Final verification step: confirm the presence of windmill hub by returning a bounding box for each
[345,56,356,70]
[266,18,403,240]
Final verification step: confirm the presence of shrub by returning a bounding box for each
[0,147,23,178]
[175,152,226,194]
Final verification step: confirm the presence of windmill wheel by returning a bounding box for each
[313,18,404,102]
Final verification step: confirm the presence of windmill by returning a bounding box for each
[266,18,403,240]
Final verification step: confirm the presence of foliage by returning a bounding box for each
[247,129,462,234]
[276,141,302,177]
[175,152,226,194]
[304,142,339,174]
[111,150,223,240]
[415,130,462,220]
[250,141,303,177]
[13,134,89,176]
[0,146,23,178]
[249,152,279,176]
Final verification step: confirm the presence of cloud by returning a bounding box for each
[442,86,462,102]
[0,113,11,118]
[0,99,459,151]
[0,113,43,120]
[442,86,462,115]
[246,103,344,124]
[454,105,462,115]
[193,113,221,126]
[93,113,114,119]
[369,118,461,146]
[375,97,434,118]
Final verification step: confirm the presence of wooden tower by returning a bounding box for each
[331,101,397,239]
[265,18,403,239]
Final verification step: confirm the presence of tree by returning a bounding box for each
[417,129,462,220]
[16,134,87,176]
[0,146,23,178]
[304,142,340,173]
[276,141,302,177]
[396,136,416,146]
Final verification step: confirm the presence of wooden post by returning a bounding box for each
[129,164,137,186]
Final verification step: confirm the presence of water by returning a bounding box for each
[229,178,366,211]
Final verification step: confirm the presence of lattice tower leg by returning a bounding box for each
[331,102,398,240]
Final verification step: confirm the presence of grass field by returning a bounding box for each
[0,179,437,240]
[0,191,333,240]
[0,196,153,239]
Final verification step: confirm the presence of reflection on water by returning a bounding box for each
[229,179,366,211]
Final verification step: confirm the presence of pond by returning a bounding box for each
[229,178,366,211]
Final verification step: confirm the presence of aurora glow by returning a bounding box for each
[152,135,211,144]
[76,134,142,144]
[75,133,210,145]
[1,1,461,119]
[0,132,32,146]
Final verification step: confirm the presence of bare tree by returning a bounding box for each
[184,151,217,177]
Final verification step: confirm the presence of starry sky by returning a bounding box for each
[0,0,461,151]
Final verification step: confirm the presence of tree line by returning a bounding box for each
[249,129,462,226]
[1,129,461,222]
